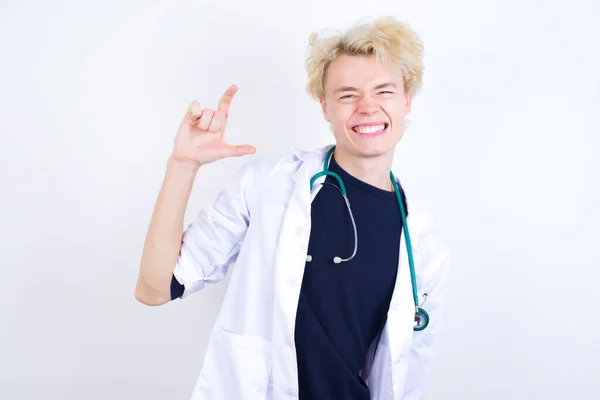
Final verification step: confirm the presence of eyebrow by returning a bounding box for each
[334,82,398,94]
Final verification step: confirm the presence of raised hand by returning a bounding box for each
[172,85,256,168]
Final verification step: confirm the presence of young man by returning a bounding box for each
[135,16,451,400]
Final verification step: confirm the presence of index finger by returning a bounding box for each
[217,84,238,116]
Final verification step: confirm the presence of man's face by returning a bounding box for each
[320,54,412,160]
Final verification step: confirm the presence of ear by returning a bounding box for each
[405,93,413,114]
[320,98,331,122]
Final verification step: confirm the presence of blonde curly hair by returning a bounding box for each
[305,16,424,100]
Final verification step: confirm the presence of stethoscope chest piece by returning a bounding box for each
[414,307,430,331]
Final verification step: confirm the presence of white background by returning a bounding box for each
[1,0,599,399]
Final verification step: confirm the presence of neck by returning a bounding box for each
[332,147,395,191]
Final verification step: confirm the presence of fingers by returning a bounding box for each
[196,109,214,131]
[186,100,203,122]
[182,106,226,134]
[186,84,236,132]
[217,85,238,116]
[194,108,227,132]
[220,144,256,158]
[205,109,225,132]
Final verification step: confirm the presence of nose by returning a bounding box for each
[356,96,379,115]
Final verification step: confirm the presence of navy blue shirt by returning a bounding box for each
[294,154,406,399]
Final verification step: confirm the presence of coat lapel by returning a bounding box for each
[364,184,420,398]
[270,146,329,396]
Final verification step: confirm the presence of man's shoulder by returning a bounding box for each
[239,144,330,180]
[407,202,452,285]
[230,145,330,207]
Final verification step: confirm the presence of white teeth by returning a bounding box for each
[353,124,386,134]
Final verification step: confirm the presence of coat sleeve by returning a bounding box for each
[402,220,452,400]
[172,157,271,299]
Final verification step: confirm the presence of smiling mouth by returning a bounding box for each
[352,123,389,135]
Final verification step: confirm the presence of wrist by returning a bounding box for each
[167,155,200,176]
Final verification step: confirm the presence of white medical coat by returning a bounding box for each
[173,145,451,399]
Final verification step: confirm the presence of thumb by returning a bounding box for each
[220,144,256,158]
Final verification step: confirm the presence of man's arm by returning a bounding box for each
[135,157,198,306]
[134,85,256,306]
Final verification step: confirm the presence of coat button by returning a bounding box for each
[286,336,295,347]
[286,386,298,396]
[287,278,299,288]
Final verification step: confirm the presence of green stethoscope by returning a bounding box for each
[308,146,429,331]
